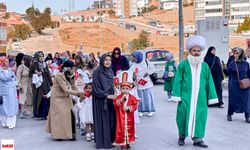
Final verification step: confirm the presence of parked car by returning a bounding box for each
[144,49,169,81]
[122,53,132,66]
[12,42,21,50]
[125,24,136,31]
[156,30,168,35]
[143,29,151,34]
[149,21,163,28]
[119,22,125,27]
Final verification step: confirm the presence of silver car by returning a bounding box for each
[144,49,169,80]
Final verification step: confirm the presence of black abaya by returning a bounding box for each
[204,47,224,106]
[92,54,116,149]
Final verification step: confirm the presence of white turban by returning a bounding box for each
[186,35,206,51]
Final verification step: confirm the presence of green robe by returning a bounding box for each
[164,60,177,91]
[172,59,218,138]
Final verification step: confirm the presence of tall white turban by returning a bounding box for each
[186,35,206,51]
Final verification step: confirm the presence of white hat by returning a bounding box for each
[116,70,133,87]
[186,35,206,51]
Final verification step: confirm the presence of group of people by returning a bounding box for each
[1,34,250,149]
[0,47,157,150]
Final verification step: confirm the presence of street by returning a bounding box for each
[0,82,250,150]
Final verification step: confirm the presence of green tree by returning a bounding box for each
[131,31,150,51]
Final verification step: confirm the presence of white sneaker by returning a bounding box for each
[86,133,91,142]
[147,112,154,117]
[135,134,138,139]
[91,132,95,140]
[138,113,143,117]
[167,98,172,102]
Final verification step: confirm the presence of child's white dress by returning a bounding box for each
[79,96,93,124]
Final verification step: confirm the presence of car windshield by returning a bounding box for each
[146,50,168,61]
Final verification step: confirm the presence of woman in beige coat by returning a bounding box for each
[16,55,33,118]
[46,60,84,141]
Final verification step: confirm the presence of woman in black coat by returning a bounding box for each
[204,46,224,108]
[92,54,117,149]
[111,47,130,75]
[29,51,53,119]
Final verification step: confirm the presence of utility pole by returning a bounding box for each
[178,0,184,61]
[99,0,103,52]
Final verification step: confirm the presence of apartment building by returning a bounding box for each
[230,0,250,29]
[160,0,178,10]
[114,0,138,17]
[194,0,250,31]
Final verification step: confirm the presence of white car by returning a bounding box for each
[12,42,21,50]
[144,49,169,80]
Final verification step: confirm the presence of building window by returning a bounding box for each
[232,7,249,12]
[206,1,221,5]
[205,9,222,13]
[195,2,205,8]
[233,15,249,19]
[196,10,205,16]
[206,20,220,31]
[231,0,249,4]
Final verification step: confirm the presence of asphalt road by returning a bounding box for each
[1,82,250,150]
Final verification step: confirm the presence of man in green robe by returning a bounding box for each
[172,35,218,148]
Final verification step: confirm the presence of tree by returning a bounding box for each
[26,7,52,34]
[3,12,10,19]
[40,13,52,27]
[131,31,150,51]
[7,24,31,40]
[44,7,51,15]
[237,17,250,33]
[26,7,40,17]
[108,9,116,16]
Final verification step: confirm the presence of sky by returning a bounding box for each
[1,0,93,15]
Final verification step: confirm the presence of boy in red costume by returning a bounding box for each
[113,71,139,150]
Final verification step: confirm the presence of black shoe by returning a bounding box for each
[70,137,76,141]
[40,117,47,120]
[193,141,208,148]
[227,115,232,121]
[178,138,185,146]
[56,139,63,141]
[246,118,250,123]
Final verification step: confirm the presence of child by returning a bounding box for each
[114,71,138,150]
[163,52,177,102]
[80,83,94,142]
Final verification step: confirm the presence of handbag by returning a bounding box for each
[163,71,169,80]
[235,61,250,89]
[0,95,3,105]
[145,59,158,82]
